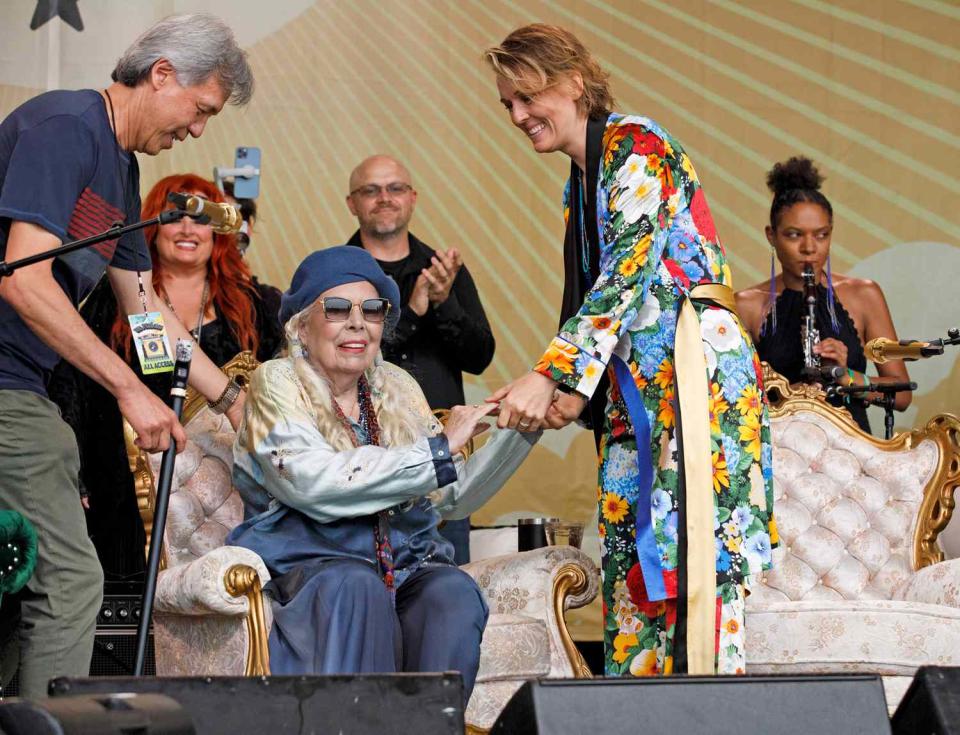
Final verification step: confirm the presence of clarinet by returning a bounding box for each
[801,264,821,379]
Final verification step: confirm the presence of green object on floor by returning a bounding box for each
[0,510,37,605]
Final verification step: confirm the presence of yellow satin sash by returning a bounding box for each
[676,283,738,674]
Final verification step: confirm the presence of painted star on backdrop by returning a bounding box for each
[30,0,84,32]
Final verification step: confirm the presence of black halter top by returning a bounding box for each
[755,285,871,434]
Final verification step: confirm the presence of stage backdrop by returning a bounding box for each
[2,0,958,638]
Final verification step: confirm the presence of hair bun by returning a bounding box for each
[766,156,823,195]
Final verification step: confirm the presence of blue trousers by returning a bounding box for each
[267,561,488,699]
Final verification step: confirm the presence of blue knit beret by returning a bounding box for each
[279,246,401,327]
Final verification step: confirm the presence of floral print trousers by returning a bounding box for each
[606,567,746,676]
[599,378,751,677]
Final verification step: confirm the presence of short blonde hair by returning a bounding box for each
[484,24,614,118]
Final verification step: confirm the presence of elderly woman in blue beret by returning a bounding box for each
[227,246,534,699]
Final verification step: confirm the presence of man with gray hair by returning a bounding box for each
[0,13,252,696]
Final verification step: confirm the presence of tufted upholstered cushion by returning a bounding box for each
[149,408,243,569]
[750,412,938,603]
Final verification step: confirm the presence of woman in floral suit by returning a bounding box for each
[485,24,775,677]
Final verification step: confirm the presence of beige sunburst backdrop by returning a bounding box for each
[2,1,958,636]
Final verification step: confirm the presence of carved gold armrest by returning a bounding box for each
[225,564,271,676]
[553,562,594,678]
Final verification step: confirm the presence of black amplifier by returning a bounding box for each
[97,580,144,627]
[92,580,155,677]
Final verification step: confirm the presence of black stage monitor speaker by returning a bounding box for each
[892,666,960,734]
[49,673,464,735]
[491,674,892,735]
[0,693,193,735]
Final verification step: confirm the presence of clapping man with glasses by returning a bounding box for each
[345,155,495,564]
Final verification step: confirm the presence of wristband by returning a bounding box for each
[208,377,242,415]
[844,368,858,405]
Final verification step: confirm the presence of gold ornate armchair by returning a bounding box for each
[127,353,598,733]
[746,366,960,712]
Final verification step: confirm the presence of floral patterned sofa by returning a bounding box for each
[745,367,960,713]
[126,354,598,733]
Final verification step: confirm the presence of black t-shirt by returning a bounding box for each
[376,256,408,283]
[0,89,149,395]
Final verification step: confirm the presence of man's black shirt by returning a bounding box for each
[348,231,495,409]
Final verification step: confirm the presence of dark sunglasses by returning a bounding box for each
[319,297,391,323]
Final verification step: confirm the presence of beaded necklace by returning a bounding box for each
[330,376,395,600]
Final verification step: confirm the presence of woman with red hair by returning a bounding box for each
[48,174,282,579]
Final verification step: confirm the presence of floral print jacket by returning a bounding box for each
[533,114,776,591]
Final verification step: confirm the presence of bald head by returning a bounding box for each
[346,155,418,242]
[348,155,412,193]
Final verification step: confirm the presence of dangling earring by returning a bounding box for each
[290,335,307,359]
[825,254,840,332]
[760,248,777,337]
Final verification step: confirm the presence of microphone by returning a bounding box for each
[168,339,193,408]
[864,337,945,364]
[167,192,242,234]
[802,364,845,383]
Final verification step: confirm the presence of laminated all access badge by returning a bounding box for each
[128,311,175,374]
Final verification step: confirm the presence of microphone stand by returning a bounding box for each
[133,340,193,676]
[0,209,192,280]
[924,328,960,353]
[826,380,917,440]
[870,393,898,443]
[857,329,957,440]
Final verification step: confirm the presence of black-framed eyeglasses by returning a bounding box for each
[349,183,413,199]
[319,297,391,323]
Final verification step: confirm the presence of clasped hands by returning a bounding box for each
[485,371,586,432]
[441,373,583,456]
